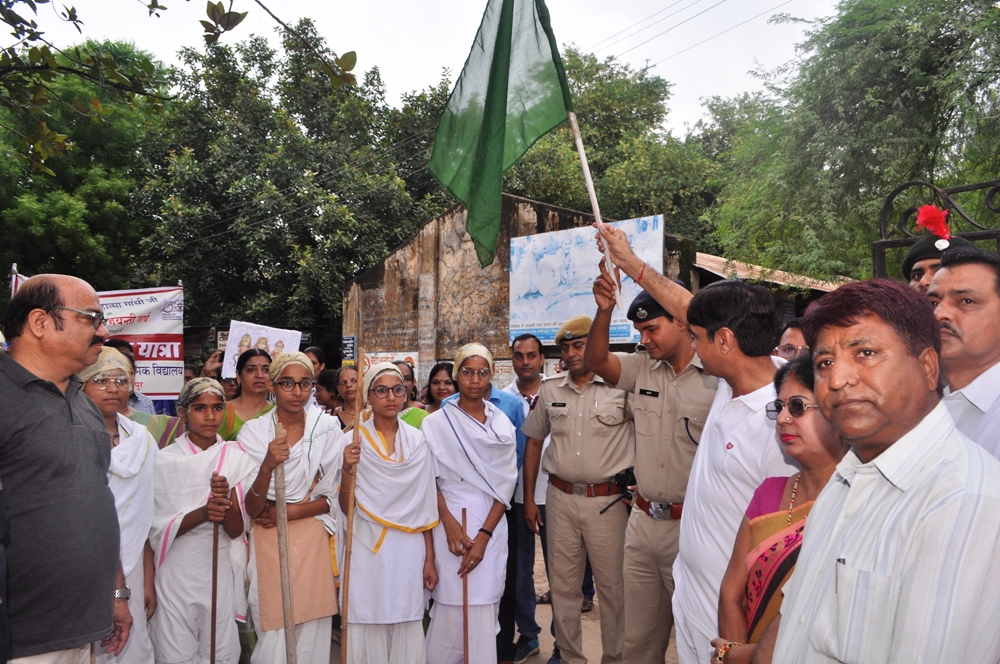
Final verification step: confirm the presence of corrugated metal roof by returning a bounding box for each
[695,252,850,293]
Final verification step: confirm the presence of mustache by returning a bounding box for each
[939,322,961,339]
[91,336,106,346]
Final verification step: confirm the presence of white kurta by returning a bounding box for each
[671,358,799,664]
[239,408,347,664]
[96,415,156,664]
[148,434,259,664]
[423,401,517,664]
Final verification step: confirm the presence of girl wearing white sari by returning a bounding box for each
[81,348,157,664]
[423,344,518,664]
[240,352,347,664]
[336,362,439,664]
[148,378,258,664]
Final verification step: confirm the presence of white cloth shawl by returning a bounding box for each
[109,414,156,577]
[151,434,259,621]
[347,414,439,552]
[150,434,259,568]
[239,407,347,534]
[423,400,518,509]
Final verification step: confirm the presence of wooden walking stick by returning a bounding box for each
[462,508,469,664]
[339,349,366,663]
[274,421,298,664]
[211,522,219,664]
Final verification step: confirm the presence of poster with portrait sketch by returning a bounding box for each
[509,215,664,346]
[221,320,302,379]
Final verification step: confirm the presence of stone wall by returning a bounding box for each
[342,194,698,384]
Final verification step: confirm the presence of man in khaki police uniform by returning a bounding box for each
[523,315,635,664]
[585,275,719,664]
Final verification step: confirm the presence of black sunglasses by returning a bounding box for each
[766,397,820,420]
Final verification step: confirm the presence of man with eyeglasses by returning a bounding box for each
[0,274,133,663]
[772,318,809,361]
[584,279,718,664]
[442,345,527,664]
[522,316,634,664]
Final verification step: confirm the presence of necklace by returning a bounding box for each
[787,474,801,524]
[110,423,121,449]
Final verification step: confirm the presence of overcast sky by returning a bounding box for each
[39,0,838,134]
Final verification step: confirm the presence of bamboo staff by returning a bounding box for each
[567,110,624,310]
[273,421,298,664]
[462,508,469,664]
[210,523,219,664]
[339,349,366,662]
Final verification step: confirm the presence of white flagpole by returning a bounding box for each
[567,112,624,310]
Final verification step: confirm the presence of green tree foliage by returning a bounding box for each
[0,0,351,170]
[504,48,719,243]
[704,0,1000,279]
[0,40,164,292]
[137,22,437,332]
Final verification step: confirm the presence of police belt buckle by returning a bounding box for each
[572,483,587,496]
[648,501,666,519]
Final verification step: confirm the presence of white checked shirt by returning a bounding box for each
[774,403,1000,664]
[943,359,1000,459]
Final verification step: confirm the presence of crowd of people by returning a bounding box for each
[2,219,1000,664]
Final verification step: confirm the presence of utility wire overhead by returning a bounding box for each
[648,0,796,67]
[584,0,693,52]
[616,0,730,58]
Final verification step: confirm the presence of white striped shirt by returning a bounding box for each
[774,402,1000,664]
[943,358,1000,459]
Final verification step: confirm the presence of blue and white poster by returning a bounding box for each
[509,215,664,345]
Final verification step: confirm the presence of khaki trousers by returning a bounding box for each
[545,484,628,664]
[622,508,681,664]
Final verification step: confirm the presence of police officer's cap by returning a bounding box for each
[627,289,671,323]
[555,315,592,346]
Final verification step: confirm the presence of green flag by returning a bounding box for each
[428,0,574,267]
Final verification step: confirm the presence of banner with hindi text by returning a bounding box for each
[101,286,185,398]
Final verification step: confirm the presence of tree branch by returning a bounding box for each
[252,0,342,75]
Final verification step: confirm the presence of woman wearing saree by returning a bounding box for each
[240,352,348,664]
[711,356,848,664]
[220,349,275,441]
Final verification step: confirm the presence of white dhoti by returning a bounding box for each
[149,524,241,664]
[424,604,500,664]
[348,621,425,664]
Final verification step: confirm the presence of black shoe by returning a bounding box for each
[546,645,561,663]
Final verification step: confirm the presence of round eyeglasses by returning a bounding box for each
[370,384,408,399]
[766,397,821,420]
[274,378,315,392]
[458,367,491,379]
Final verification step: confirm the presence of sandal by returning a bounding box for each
[581,598,594,613]
[537,590,552,604]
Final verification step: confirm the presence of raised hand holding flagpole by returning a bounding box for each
[566,111,624,310]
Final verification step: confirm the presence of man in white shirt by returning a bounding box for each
[770,278,1000,663]
[594,225,797,664]
[927,247,1000,458]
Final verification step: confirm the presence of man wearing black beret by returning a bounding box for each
[584,269,718,664]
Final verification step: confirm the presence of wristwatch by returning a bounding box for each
[113,586,131,601]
